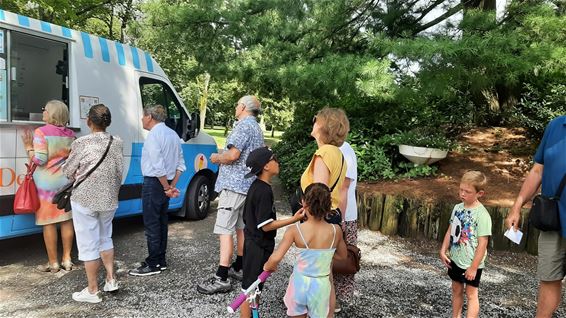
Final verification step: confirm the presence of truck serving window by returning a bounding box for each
[9,31,68,122]
[0,29,7,121]
[139,77,184,137]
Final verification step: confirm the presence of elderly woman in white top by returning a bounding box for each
[62,104,124,303]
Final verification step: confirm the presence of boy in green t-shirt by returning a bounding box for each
[439,171,492,318]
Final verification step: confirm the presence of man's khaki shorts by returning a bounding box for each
[537,231,566,281]
[213,190,246,235]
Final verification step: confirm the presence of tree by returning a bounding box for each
[0,0,139,41]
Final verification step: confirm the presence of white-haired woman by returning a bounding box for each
[21,100,76,272]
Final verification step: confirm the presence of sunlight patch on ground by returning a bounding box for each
[481,270,508,284]
[168,224,195,240]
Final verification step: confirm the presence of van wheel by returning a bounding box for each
[184,175,211,220]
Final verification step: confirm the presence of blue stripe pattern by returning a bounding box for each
[0,10,5,21]
[115,42,126,66]
[40,21,52,33]
[130,47,140,69]
[81,32,93,58]
[62,27,72,38]
[99,37,110,62]
[144,52,154,72]
[17,15,30,27]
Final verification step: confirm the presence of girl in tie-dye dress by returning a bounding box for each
[264,183,348,318]
[21,100,75,273]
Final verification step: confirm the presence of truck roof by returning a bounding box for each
[0,9,161,76]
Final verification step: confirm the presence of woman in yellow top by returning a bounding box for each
[300,107,349,317]
[301,107,349,213]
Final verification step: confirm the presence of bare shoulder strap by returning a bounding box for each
[295,222,309,249]
[329,224,337,249]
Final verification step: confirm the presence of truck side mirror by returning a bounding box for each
[186,112,200,140]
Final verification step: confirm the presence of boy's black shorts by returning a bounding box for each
[448,260,483,287]
[241,238,274,291]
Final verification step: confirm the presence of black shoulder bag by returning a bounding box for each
[529,174,566,232]
[52,136,114,212]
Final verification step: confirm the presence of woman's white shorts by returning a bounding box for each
[71,201,116,261]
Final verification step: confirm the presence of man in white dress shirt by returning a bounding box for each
[129,104,186,276]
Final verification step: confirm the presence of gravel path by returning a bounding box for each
[1,178,565,317]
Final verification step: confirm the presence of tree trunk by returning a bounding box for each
[198,73,210,131]
[119,0,134,43]
[109,5,114,39]
[463,0,497,125]
[224,123,230,137]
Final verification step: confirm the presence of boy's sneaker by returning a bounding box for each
[197,276,232,294]
[129,264,161,276]
[103,279,119,292]
[140,261,167,271]
[72,287,102,303]
[228,267,243,281]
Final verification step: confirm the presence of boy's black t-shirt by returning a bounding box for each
[243,179,276,247]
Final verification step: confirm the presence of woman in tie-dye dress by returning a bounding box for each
[264,183,348,318]
[21,100,75,273]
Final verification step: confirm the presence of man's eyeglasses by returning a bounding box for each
[41,107,46,112]
[312,116,317,124]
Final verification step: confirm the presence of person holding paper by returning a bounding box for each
[506,116,566,318]
[439,171,492,318]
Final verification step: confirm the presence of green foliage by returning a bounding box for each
[8,0,564,186]
[389,129,454,150]
[262,98,294,132]
[1,0,138,41]
[397,162,438,179]
[354,142,395,181]
[273,139,317,191]
[508,83,566,137]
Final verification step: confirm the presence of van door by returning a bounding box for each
[139,76,188,140]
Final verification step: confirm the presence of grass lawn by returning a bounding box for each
[203,126,283,149]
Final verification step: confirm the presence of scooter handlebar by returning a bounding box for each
[226,271,272,313]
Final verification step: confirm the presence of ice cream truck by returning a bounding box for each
[0,9,219,239]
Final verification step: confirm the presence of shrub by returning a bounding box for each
[389,128,454,150]
[273,137,317,192]
[507,83,566,138]
[397,162,438,179]
[353,141,395,181]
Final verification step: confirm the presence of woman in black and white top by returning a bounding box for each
[62,104,124,304]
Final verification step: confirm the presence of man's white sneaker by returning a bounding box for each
[103,279,119,292]
[72,287,102,303]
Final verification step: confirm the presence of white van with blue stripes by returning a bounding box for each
[0,10,219,239]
